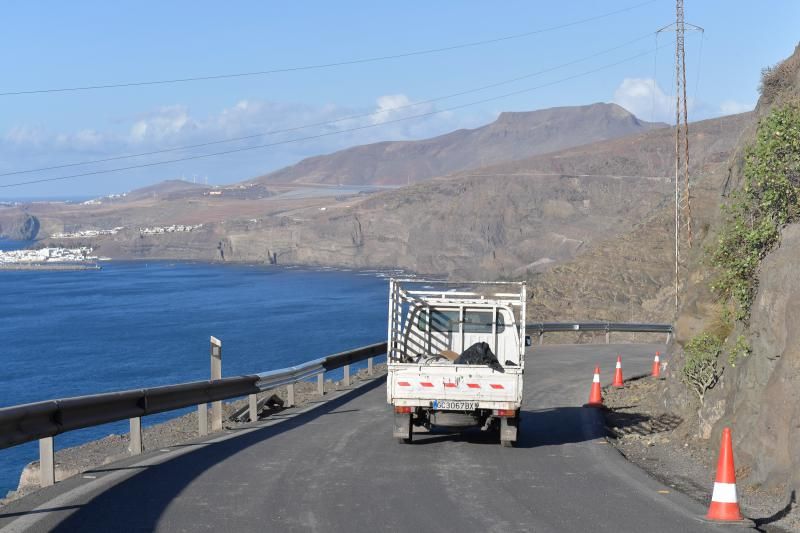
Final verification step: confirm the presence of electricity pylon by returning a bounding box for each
[658,0,703,312]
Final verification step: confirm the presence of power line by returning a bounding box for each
[0,0,656,97]
[0,42,670,189]
[0,32,656,179]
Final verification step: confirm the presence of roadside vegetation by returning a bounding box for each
[683,99,800,396]
[681,332,722,403]
[710,100,800,322]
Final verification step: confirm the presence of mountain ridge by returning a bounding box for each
[249,102,667,187]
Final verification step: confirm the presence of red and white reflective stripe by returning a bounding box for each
[397,380,507,389]
[711,482,738,504]
[592,373,600,383]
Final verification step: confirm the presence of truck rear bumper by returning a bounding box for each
[392,398,519,410]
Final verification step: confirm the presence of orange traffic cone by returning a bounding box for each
[612,355,624,387]
[705,427,747,523]
[651,351,661,378]
[584,365,603,407]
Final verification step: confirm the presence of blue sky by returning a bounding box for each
[1,1,798,197]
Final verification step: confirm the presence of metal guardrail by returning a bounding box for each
[526,322,673,345]
[527,322,672,333]
[0,340,386,488]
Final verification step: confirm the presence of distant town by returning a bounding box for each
[51,227,125,239]
[0,247,100,265]
[139,224,203,235]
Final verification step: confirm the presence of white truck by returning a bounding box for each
[386,279,528,447]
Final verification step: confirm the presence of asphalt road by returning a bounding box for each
[0,344,734,532]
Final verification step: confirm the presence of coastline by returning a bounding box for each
[0,263,100,271]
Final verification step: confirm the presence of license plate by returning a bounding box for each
[432,400,477,411]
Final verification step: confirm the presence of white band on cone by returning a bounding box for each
[711,482,738,504]
[592,374,600,383]
[616,361,621,369]
[654,355,660,362]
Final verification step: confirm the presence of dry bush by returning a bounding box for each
[760,52,800,104]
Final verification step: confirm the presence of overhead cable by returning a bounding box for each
[0,31,656,178]
[0,41,671,189]
[0,0,656,97]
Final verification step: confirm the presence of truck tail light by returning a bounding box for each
[495,409,516,417]
[394,406,412,414]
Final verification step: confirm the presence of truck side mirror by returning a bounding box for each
[525,335,532,347]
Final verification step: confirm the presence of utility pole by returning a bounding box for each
[658,0,703,313]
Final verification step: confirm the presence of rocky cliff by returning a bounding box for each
[0,213,40,241]
[663,43,800,496]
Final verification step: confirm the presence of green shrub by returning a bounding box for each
[728,334,751,367]
[710,102,800,321]
[682,333,723,403]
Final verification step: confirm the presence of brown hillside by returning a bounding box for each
[251,103,665,187]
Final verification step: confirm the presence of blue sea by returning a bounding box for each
[0,259,390,496]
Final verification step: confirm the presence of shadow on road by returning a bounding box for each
[516,406,607,448]
[408,406,609,448]
[45,377,387,532]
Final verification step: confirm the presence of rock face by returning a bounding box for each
[0,213,40,240]
[719,224,800,490]
[254,103,666,186]
[665,44,800,494]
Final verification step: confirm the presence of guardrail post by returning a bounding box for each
[248,394,258,422]
[198,403,208,436]
[605,331,610,344]
[666,331,672,345]
[344,364,351,387]
[129,417,143,455]
[287,383,295,407]
[210,336,222,432]
[39,437,55,487]
[367,357,374,376]
[538,332,544,345]
[317,373,325,396]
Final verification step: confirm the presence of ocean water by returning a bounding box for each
[0,261,390,496]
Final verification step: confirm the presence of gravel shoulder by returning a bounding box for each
[603,375,799,532]
[2,364,386,505]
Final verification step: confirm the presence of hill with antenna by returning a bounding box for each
[250,103,666,187]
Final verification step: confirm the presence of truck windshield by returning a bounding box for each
[416,309,505,334]
[463,310,505,333]
[417,309,459,332]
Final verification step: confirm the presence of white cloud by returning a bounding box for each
[613,77,757,123]
[128,105,195,143]
[719,99,754,115]
[0,94,486,194]
[613,78,677,123]
[370,94,415,124]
